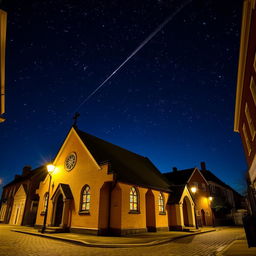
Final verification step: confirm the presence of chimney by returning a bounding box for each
[173,167,178,172]
[14,174,21,179]
[200,162,206,171]
[22,166,32,176]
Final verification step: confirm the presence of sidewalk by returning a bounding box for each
[10,225,216,248]
[217,239,256,256]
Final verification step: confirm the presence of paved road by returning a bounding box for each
[0,225,245,256]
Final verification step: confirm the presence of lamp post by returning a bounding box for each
[191,186,198,229]
[208,196,214,227]
[41,164,55,233]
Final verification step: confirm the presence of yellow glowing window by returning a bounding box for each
[81,185,90,211]
[129,187,138,211]
[243,123,251,155]
[159,193,165,213]
[245,103,256,140]
[250,76,256,106]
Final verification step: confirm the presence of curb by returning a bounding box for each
[11,229,216,248]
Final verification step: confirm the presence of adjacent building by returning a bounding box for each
[200,162,246,225]
[164,167,214,227]
[0,166,47,225]
[234,0,256,214]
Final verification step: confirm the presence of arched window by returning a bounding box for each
[129,187,139,212]
[159,193,165,213]
[80,185,90,212]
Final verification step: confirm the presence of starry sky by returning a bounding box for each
[0,0,247,193]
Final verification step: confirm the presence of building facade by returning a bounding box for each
[200,162,245,225]
[234,0,256,214]
[0,166,47,225]
[164,167,213,227]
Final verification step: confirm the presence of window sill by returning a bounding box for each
[129,210,140,214]
[40,211,46,216]
[159,211,166,215]
[79,210,90,215]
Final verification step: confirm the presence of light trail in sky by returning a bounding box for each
[74,0,192,113]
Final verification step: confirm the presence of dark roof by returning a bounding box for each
[75,128,171,192]
[168,185,186,204]
[200,170,231,190]
[163,168,195,185]
[51,183,73,200]
[3,166,47,188]
[200,169,242,195]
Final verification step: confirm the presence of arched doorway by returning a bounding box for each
[182,196,194,227]
[201,209,206,226]
[54,194,64,227]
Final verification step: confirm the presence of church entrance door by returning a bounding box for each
[54,194,64,227]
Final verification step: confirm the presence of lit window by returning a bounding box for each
[43,192,49,213]
[250,76,256,106]
[80,185,90,212]
[129,187,138,211]
[245,103,256,140]
[159,193,165,213]
[243,123,251,155]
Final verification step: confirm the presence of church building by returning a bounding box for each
[35,126,196,235]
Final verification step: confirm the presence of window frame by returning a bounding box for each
[242,123,252,155]
[129,187,140,214]
[245,103,256,140]
[79,185,91,215]
[158,192,166,215]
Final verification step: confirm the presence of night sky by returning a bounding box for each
[0,0,247,193]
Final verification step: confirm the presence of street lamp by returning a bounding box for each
[41,164,55,233]
[208,196,215,227]
[191,186,198,229]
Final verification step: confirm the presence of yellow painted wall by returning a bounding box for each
[36,128,113,229]
[152,190,169,228]
[118,183,147,230]
[112,183,169,231]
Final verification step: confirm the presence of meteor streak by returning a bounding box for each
[74,0,192,113]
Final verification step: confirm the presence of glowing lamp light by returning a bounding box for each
[191,187,197,193]
[47,164,55,173]
[209,196,213,201]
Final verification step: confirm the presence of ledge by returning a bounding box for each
[128,210,140,214]
[79,210,90,215]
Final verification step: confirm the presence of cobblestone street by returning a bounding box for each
[0,225,246,256]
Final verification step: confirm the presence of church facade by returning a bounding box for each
[35,126,196,235]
